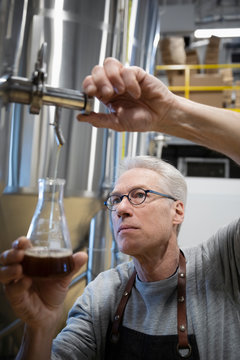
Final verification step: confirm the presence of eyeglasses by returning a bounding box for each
[104,187,177,211]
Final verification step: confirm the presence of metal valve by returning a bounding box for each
[0,43,94,115]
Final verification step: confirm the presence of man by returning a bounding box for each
[0,58,239,359]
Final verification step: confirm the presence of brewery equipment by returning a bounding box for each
[0,0,160,356]
[0,43,94,115]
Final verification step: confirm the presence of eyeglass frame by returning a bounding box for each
[104,187,177,211]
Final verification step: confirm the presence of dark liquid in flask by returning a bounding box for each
[22,247,74,278]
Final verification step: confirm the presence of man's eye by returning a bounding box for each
[111,196,121,204]
[131,190,145,199]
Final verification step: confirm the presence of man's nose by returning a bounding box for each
[116,196,132,216]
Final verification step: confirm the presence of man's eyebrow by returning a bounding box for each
[110,186,149,195]
[109,190,122,196]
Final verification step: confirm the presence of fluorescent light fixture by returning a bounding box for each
[194,28,240,38]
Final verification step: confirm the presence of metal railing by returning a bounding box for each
[155,63,240,112]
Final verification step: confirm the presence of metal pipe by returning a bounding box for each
[0,75,94,114]
[0,318,23,340]
[69,270,87,288]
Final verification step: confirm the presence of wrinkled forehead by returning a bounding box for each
[113,167,169,193]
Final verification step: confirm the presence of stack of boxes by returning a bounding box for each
[186,49,199,75]
[205,36,220,73]
[235,81,240,108]
[170,72,224,107]
[159,36,234,108]
[220,68,233,107]
[160,37,186,84]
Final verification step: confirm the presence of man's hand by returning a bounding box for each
[0,237,88,330]
[77,57,175,132]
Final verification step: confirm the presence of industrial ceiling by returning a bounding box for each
[158,0,240,34]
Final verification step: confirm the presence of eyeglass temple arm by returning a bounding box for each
[147,190,177,201]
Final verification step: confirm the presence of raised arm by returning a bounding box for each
[77,57,240,165]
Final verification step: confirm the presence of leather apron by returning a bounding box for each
[105,251,200,359]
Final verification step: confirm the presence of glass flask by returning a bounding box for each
[22,178,74,278]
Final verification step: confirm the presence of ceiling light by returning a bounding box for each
[194,28,240,38]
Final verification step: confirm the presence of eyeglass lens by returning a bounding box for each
[107,188,147,208]
[128,188,146,204]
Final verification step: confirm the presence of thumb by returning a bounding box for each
[77,112,127,132]
[77,112,118,129]
[72,251,88,276]
[57,251,88,288]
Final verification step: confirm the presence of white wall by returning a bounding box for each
[178,177,240,248]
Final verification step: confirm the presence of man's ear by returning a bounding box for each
[173,201,184,225]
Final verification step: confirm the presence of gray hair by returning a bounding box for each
[117,156,187,206]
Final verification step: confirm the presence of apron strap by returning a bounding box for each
[177,250,192,358]
[110,268,137,343]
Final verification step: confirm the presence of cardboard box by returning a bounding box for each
[186,49,199,74]
[220,69,233,107]
[160,37,186,81]
[160,37,186,64]
[235,80,240,107]
[205,36,220,73]
[170,74,224,107]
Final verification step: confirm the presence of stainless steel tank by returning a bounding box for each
[0,0,119,248]
[0,0,160,356]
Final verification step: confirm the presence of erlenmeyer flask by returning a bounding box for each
[22,178,74,277]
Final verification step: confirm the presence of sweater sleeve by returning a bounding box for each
[51,282,97,360]
[201,217,240,303]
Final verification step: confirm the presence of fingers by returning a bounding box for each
[0,237,30,284]
[82,57,144,102]
[83,72,114,100]
[120,66,145,98]
[0,264,23,284]
[83,63,116,100]
[0,247,24,283]
[12,236,31,250]
[83,58,124,98]
[0,248,24,266]
[0,236,30,266]
[103,58,125,94]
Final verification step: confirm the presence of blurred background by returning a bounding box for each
[0,0,240,357]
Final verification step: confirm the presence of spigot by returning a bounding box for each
[0,43,93,115]
[50,107,65,147]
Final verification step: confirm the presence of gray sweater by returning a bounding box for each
[52,218,240,359]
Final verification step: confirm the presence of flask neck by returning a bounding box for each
[38,178,65,202]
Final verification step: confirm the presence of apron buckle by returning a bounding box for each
[177,343,192,358]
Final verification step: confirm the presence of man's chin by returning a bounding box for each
[117,241,139,257]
